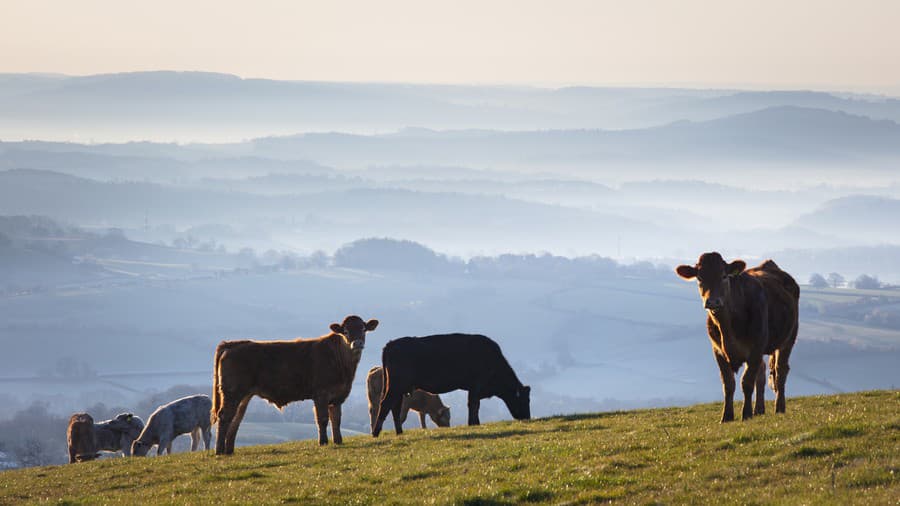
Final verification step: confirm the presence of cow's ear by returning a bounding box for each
[727,260,746,277]
[675,265,697,280]
[365,319,379,331]
[330,323,344,334]
[523,386,531,394]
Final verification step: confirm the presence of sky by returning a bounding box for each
[2,0,900,93]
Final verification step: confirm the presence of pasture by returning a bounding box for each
[1,390,896,504]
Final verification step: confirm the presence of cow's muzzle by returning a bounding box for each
[350,339,365,351]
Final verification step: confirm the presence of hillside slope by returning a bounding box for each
[1,391,897,504]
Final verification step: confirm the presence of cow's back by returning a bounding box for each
[383,334,510,394]
[167,395,212,434]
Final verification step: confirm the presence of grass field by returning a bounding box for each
[1,391,897,505]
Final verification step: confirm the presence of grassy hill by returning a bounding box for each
[1,391,897,504]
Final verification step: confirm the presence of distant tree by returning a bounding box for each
[853,274,881,290]
[104,228,126,240]
[306,250,330,268]
[334,238,453,273]
[237,247,257,268]
[15,438,48,467]
[808,273,828,288]
[827,272,845,288]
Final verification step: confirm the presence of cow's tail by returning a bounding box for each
[210,341,228,425]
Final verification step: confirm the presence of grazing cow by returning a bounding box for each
[372,333,530,437]
[676,253,799,422]
[366,366,450,433]
[95,413,144,457]
[131,395,212,456]
[67,413,99,463]
[211,315,379,454]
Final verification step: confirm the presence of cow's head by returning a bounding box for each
[329,315,379,351]
[434,406,451,427]
[675,252,745,314]
[109,413,144,438]
[504,385,531,420]
[131,439,152,457]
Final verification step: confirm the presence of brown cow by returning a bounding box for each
[366,366,450,433]
[66,413,99,463]
[211,315,378,454]
[676,253,799,422]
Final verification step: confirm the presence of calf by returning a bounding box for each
[95,413,144,457]
[67,413,99,463]
[676,253,799,422]
[366,366,450,433]
[372,333,530,437]
[131,395,212,456]
[211,315,379,454]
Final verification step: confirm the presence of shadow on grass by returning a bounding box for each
[547,412,620,422]
[790,446,839,459]
[436,430,531,441]
[454,498,514,506]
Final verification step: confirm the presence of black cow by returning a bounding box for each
[372,333,530,437]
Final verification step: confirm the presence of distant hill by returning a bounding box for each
[240,107,900,172]
[2,71,899,141]
[793,195,900,244]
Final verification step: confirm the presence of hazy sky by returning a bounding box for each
[2,0,899,92]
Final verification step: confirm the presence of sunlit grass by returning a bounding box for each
[1,391,896,504]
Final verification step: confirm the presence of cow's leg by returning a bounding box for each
[398,398,411,430]
[754,358,766,416]
[225,396,251,455]
[202,425,212,450]
[190,427,201,451]
[374,384,405,438]
[714,351,735,422]
[368,402,378,435]
[773,336,795,413]
[215,395,238,455]
[328,404,343,445]
[419,411,427,429]
[740,359,761,421]
[165,440,173,455]
[121,435,132,457]
[313,398,330,445]
[68,445,76,464]
[391,402,404,435]
[467,390,481,426]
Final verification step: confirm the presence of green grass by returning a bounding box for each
[2,391,897,505]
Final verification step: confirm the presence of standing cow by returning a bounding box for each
[676,252,799,422]
[131,395,212,456]
[95,413,145,457]
[366,366,450,433]
[67,413,98,463]
[211,315,379,454]
[372,333,530,437]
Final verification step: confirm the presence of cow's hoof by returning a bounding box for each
[741,412,753,421]
[720,411,734,423]
[754,408,766,416]
[318,440,328,446]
